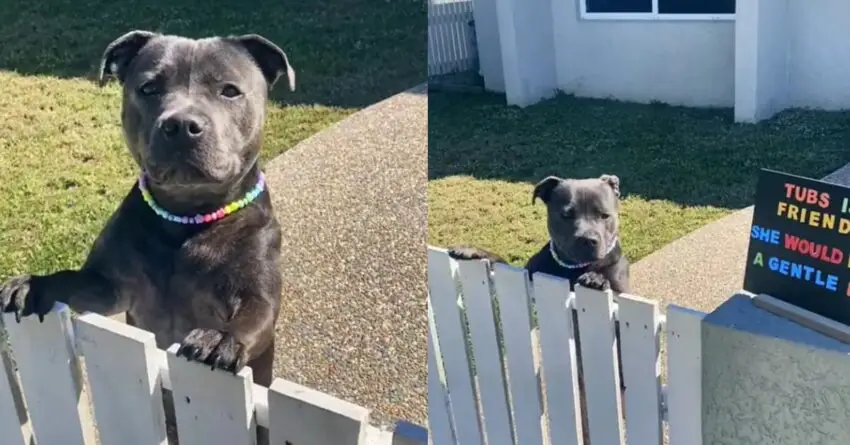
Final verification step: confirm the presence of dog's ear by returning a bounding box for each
[99,30,158,87]
[230,34,296,92]
[532,176,563,205]
[600,174,621,198]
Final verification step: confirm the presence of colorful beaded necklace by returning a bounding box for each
[138,171,266,224]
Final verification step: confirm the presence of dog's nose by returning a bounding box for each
[161,114,206,139]
[577,236,599,251]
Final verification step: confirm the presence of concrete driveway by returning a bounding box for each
[264,84,427,426]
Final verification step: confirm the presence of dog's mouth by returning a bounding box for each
[143,147,236,184]
[556,238,611,264]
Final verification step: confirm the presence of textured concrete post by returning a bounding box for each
[702,293,850,445]
[734,0,791,122]
[471,0,504,92]
[492,0,556,106]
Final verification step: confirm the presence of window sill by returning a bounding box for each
[580,12,735,21]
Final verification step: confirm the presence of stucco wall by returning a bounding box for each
[480,0,850,117]
[494,0,557,105]
[735,0,790,122]
[551,2,735,108]
[472,0,505,92]
[702,294,850,445]
[785,0,850,110]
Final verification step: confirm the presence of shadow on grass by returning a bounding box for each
[428,91,850,209]
[0,0,426,108]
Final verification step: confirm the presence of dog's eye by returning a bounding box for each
[220,84,243,98]
[601,213,611,220]
[138,82,160,96]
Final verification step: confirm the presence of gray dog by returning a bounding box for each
[449,174,630,292]
[448,174,631,440]
[0,30,294,390]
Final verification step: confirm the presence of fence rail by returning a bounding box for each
[0,304,427,445]
[428,0,478,76]
[427,246,704,445]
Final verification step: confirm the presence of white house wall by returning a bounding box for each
[552,1,735,108]
[785,0,850,110]
[481,0,850,120]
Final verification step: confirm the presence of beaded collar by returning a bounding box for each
[138,171,266,224]
[549,237,619,270]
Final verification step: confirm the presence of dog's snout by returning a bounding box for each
[577,235,599,250]
[161,114,206,139]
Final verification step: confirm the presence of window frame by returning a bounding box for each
[579,0,735,21]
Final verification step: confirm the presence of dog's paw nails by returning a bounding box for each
[206,334,245,374]
[0,275,51,322]
[0,275,28,317]
[447,246,479,261]
[576,272,610,291]
[177,328,223,363]
[177,329,245,374]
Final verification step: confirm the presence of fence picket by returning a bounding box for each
[2,304,91,445]
[449,2,462,72]
[427,248,484,445]
[165,343,256,445]
[435,4,448,74]
[74,312,168,445]
[492,264,545,445]
[666,305,705,445]
[456,259,514,445]
[427,300,456,445]
[428,0,477,76]
[267,378,371,444]
[0,347,26,445]
[618,294,663,445]
[533,273,584,445]
[574,286,625,445]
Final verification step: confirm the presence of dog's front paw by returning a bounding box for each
[176,328,246,374]
[447,245,505,264]
[576,271,611,291]
[0,275,54,323]
[447,246,486,260]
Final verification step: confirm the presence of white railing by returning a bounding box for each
[427,246,705,445]
[0,304,427,445]
[428,0,478,76]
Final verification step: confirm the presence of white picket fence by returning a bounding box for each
[428,0,478,76]
[0,304,427,445]
[427,246,705,445]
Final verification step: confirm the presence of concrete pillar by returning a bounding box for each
[701,293,850,444]
[493,0,557,106]
[734,0,791,122]
[472,0,505,92]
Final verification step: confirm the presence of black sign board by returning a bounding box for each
[744,169,850,325]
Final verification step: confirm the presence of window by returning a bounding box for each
[582,0,735,18]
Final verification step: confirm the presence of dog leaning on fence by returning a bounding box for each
[0,29,293,384]
[447,173,631,441]
[0,29,297,444]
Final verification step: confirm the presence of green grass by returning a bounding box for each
[0,0,425,279]
[428,91,850,265]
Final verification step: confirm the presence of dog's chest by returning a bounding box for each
[120,241,234,349]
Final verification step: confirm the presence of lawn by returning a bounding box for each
[428,91,850,266]
[0,0,426,279]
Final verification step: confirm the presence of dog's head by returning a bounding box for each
[532,174,621,263]
[98,30,295,194]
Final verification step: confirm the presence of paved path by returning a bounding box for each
[631,164,850,313]
[263,84,427,426]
